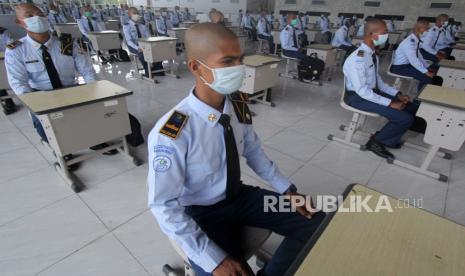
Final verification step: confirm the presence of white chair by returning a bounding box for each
[257,37,270,54]
[162,226,272,276]
[334,48,346,67]
[328,77,380,150]
[279,52,299,79]
[387,53,417,96]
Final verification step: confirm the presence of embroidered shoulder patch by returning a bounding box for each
[357,50,364,57]
[159,110,188,139]
[6,40,22,49]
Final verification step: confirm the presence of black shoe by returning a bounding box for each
[365,138,395,159]
[63,154,81,172]
[381,141,403,149]
[90,143,119,155]
[153,72,166,76]
[1,99,17,115]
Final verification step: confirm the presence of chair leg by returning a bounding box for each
[328,112,366,150]
[393,77,402,90]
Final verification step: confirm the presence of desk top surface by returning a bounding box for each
[419,84,465,109]
[54,23,78,26]
[306,44,335,50]
[170,28,188,31]
[88,30,120,35]
[243,55,282,67]
[439,59,465,70]
[138,36,178,43]
[18,80,132,114]
[288,184,465,276]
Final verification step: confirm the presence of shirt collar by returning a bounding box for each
[359,42,374,56]
[27,34,54,50]
[187,87,233,127]
[410,33,419,43]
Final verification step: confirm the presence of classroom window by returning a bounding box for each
[312,0,326,5]
[364,1,381,7]
[285,0,297,4]
[430,3,452,9]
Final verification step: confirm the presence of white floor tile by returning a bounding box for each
[0,130,30,155]
[444,186,465,226]
[0,168,72,226]
[0,146,49,184]
[79,166,149,230]
[449,161,465,190]
[0,196,108,276]
[113,211,184,276]
[36,234,149,276]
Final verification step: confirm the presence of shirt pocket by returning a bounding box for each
[25,61,45,73]
[186,156,222,186]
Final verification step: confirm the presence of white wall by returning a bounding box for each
[131,0,246,14]
[273,0,465,23]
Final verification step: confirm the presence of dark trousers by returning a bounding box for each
[298,32,308,47]
[420,48,439,65]
[282,49,307,62]
[128,46,163,77]
[186,185,326,276]
[347,90,417,146]
[244,27,257,41]
[258,34,275,53]
[322,31,332,44]
[32,113,48,143]
[439,47,454,58]
[390,64,443,92]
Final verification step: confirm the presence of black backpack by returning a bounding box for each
[126,113,144,147]
[297,53,325,82]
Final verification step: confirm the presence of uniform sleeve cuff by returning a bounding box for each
[195,241,228,273]
[381,97,392,107]
[270,174,292,194]
[420,68,428,74]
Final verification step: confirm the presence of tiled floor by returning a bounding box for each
[1,48,465,276]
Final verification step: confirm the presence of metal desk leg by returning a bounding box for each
[142,61,159,84]
[54,155,85,193]
[116,136,142,166]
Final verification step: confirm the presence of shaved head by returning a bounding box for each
[414,20,430,36]
[185,23,238,60]
[15,3,44,20]
[128,7,138,15]
[364,18,387,38]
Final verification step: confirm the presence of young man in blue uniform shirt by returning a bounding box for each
[343,19,419,159]
[148,23,325,276]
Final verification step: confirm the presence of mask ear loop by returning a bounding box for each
[196,60,214,86]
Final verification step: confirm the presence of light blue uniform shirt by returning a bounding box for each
[386,20,395,32]
[123,20,150,50]
[280,25,298,51]
[266,14,274,25]
[393,33,429,74]
[421,25,444,55]
[332,25,352,47]
[144,10,155,22]
[47,12,66,26]
[5,35,96,95]
[279,15,286,30]
[241,15,254,29]
[77,17,103,38]
[257,17,270,36]
[0,29,12,52]
[318,16,330,33]
[343,43,398,106]
[147,89,291,273]
[156,15,170,35]
[356,23,365,37]
[93,9,107,22]
[170,11,181,25]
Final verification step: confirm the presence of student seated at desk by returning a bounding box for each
[155,11,170,37]
[170,6,182,28]
[386,18,396,32]
[257,11,275,54]
[148,22,325,276]
[77,5,109,64]
[280,13,308,61]
[143,7,156,36]
[5,3,118,167]
[209,10,225,25]
[390,20,444,92]
[343,19,418,159]
[356,16,373,37]
[241,10,257,41]
[0,26,17,114]
[420,14,452,64]
[332,19,357,61]
[278,13,287,31]
[295,13,308,47]
[47,4,66,32]
[123,7,164,78]
[93,4,108,28]
[318,13,332,44]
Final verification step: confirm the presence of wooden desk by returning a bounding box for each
[239,55,282,106]
[167,27,187,45]
[138,37,179,81]
[286,184,465,276]
[452,45,465,62]
[87,31,120,51]
[104,20,120,31]
[438,60,465,90]
[54,23,82,39]
[180,21,197,28]
[17,80,140,192]
[389,85,465,181]
[306,44,337,81]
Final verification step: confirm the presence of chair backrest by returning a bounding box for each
[340,76,350,106]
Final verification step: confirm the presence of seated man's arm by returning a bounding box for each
[377,74,399,97]
[242,124,291,194]
[421,30,438,55]
[77,19,89,37]
[5,49,33,95]
[123,25,138,50]
[148,134,227,273]
[73,42,97,83]
[343,58,392,106]
[405,42,429,74]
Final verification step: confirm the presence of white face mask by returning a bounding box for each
[443,21,449,27]
[373,33,389,46]
[197,60,246,95]
[131,14,140,21]
[24,16,50,33]
[50,10,57,14]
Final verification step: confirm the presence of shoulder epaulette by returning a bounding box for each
[357,50,364,57]
[159,110,188,139]
[410,38,415,42]
[230,92,252,124]
[6,40,22,49]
